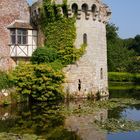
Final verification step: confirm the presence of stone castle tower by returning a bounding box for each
[31,0,111,97]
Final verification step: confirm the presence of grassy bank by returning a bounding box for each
[108,72,140,82]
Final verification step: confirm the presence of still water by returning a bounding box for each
[0,83,140,140]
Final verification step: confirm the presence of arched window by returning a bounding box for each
[100,68,103,79]
[83,33,87,44]
[92,4,97,14]
[72,3,78,15]
[82,3,88,13]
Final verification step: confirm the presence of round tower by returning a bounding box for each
[31,0,111,97]
[62,0,111,97]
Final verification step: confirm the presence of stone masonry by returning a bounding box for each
[0,0,30,71]
[0,0,111,97]
[31,0,111,97]
[63,0,111,97]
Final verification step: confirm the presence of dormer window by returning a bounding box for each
[10,29,28,45]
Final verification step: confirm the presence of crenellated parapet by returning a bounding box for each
[31,0,111,24]
[67,0,111,23]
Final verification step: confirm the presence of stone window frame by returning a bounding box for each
[10,29,28,45]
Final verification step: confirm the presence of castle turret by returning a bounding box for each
[63,0,111,97]
[31,0,111,97]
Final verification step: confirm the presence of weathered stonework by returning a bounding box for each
[0,0,30,71]
[31,0,111,97]
[0,0,111,98]
[65,0,111,97]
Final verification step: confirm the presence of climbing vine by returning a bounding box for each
[12,0,86,102]
[32,0,86,66]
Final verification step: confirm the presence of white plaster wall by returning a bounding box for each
[10,30,37,57]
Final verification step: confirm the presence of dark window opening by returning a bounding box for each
[100,68,103,79]
[82,3,88,13]
[83,33,87,44]
[78,79,81,91]
[62,5,68,17]
[92,4,97,14]
[38,8,40,15]
[10,29,28,45]
[72,3,78,15]
[10,29,16,45]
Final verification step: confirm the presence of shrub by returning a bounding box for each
[108,72,140,82]
[31,47,58,64]
[0,71,11,90]
[10,63,64,101]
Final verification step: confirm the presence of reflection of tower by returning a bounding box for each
[63,0,111,97]
[65,100,108,140]
[31,0,111,97]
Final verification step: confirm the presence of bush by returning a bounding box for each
[31,47,58,64]
[0,71,11,90]
[10,63,64,101]
[108,72,140,82]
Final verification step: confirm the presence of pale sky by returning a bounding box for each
[28,0,140,39]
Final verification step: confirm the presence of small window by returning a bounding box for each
[92,4,97,14]
[17,29,27,45]
[10,29,28,45]
[78,79,81,91]
[100,68,103,79]
[82,3,88,13]
[10,29,16,44]
[83,33,87,44]
[72,3,78,15]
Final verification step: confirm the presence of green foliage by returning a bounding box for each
[124,35,140,55]
[10,0,87,102]
[106,23,119,43]
[107,23,136,72]
[0,102,81,140]
[107,40,135,72]
[95,118,140,132]
[127,56,140,73]
[108,72,140,82]
[31,47,58,64]
[0,71,11,90]
[31,0,86,66]
[10,63,64,101]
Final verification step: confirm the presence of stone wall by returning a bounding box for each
[63,0,111,97]
[0,0,30,71]
[31,0,111,97]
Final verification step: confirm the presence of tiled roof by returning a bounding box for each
[7,20,34,29]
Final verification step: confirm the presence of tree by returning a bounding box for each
[106,23,136,72]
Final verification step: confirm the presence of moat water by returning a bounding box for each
[0,83,140,140]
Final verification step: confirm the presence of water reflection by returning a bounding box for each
[0,84,140,140]
[64,99,108,140]
[0,102,81,140]
[108,131,140,140]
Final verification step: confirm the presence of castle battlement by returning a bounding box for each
[31,0,111,24]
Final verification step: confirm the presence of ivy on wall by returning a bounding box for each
[32,0,86,66]
[11,0,86,102]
